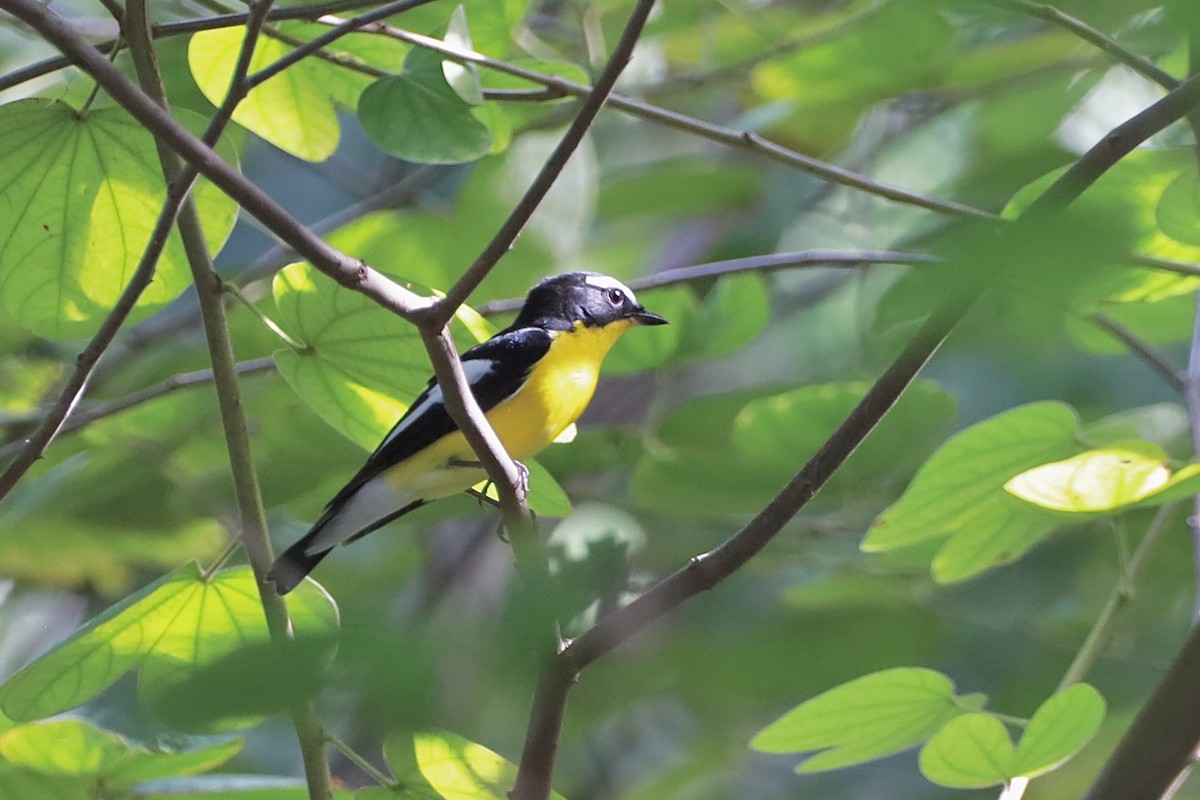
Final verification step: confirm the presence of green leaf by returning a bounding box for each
[358,49,492,164]
[864,402,1079,551]
[0,763,86,799]
[1005,441,1172,512]
[0,565,203,721]
[443,6,485,106]
[919,713,1014,789]
[107,738,244,784]
[272,262,484,451]
[0,565,337,729]
[414,731,567,800]
[0,718,241,788]
[679,274,771,360]
[1013,684,1105,779]
[188,23,407,161]
[929,494,1063,584]
[598,159,763,220]
[139,566,339,731]
[1157,170,1200,247]
[919,685,1105,788]
[0,100,237,339]
[750,668,973,772]
[732,380,956,495]
[0,719,128,777]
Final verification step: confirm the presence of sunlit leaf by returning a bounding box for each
[919,713,1014,789]
[188,23,407,161]
[0,565,203,721]
[140,567,339,731]
[0,100,237,339]
[1013,684,1105,779]
[0,565,337,729]
[751,668,980,772]
[1005,441,1171,512]
[864,402,1079,551]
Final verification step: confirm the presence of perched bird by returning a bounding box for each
[268,272,668,594]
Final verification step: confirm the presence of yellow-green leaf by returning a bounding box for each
[0,100,237,339]
[1005,441,1171,512]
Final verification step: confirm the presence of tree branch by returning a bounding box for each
[0,0,394,94]
[478,250,934,316]
[331,18,998,222]
[0,358,275,459]
[509,44,1200,800]
[421,0,661,325]
[122,2,333,796]
[1,0,434,323]
[977,0,1180,90]
[1089,313,1185,392]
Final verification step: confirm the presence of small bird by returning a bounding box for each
[268,272,668,594]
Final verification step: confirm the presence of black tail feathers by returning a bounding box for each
[267,542,331,595]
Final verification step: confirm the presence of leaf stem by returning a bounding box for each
[1058,504,1178,691]
[223,283,308,351]
[325,732,394,787]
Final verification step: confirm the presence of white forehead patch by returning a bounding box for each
[584,274,637,304]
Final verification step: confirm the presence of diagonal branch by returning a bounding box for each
[509,43,1200,800]
[339,19,998,222]
[2,0,434,323]
[977,0,1180,90]
[0,0,394,94]
[422,0,661,325]
[122,2,333,796]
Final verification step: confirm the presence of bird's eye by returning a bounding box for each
[605,288,625,307]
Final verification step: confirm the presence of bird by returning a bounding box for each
[268,272,669,594]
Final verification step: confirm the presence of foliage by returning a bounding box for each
[0,0,1199,799]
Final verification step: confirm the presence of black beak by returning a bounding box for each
[632,307,669,326]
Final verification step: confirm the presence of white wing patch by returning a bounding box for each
[584,274,638,305]
[379,358,497,451]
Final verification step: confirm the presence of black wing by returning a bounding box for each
[323,326,554,509]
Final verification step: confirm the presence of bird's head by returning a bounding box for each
[513,272,669,331]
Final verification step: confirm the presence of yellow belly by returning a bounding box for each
[386,319,632,499]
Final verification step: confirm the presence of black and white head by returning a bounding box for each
[513,272,669,331]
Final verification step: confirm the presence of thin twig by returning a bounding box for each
[245,0,438,90]
[326,732,394,787]
[1090,313,1185,391]
[477,250,934,316]
[977,0,1180,90]
[3,0,434,323]
[1131,254,1200,278]
[330,18,998,222]
[422,0,662,324]
[1059,504,1179,690]
[0,358,275,460]
[122,2,334,798]
[0,0,394,94]
[512,49,1200,800]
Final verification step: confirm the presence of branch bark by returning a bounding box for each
[1,0,433,322]
[122,2,333,796]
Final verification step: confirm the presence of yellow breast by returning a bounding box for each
[486,319,633,461]
[382,320,634,500]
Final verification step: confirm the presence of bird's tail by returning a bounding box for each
[267,507,340,595]
[267,495,427,595]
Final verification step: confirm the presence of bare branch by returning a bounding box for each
[477,250,935,316]
[977,0,1180,90]
[0,0,396,94]
[0,358,275,460]
[344,20,998,222]
[123,2,334,796]
[2,0,434,322]
[1089,313,1185,392]
[422,0,661,324]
